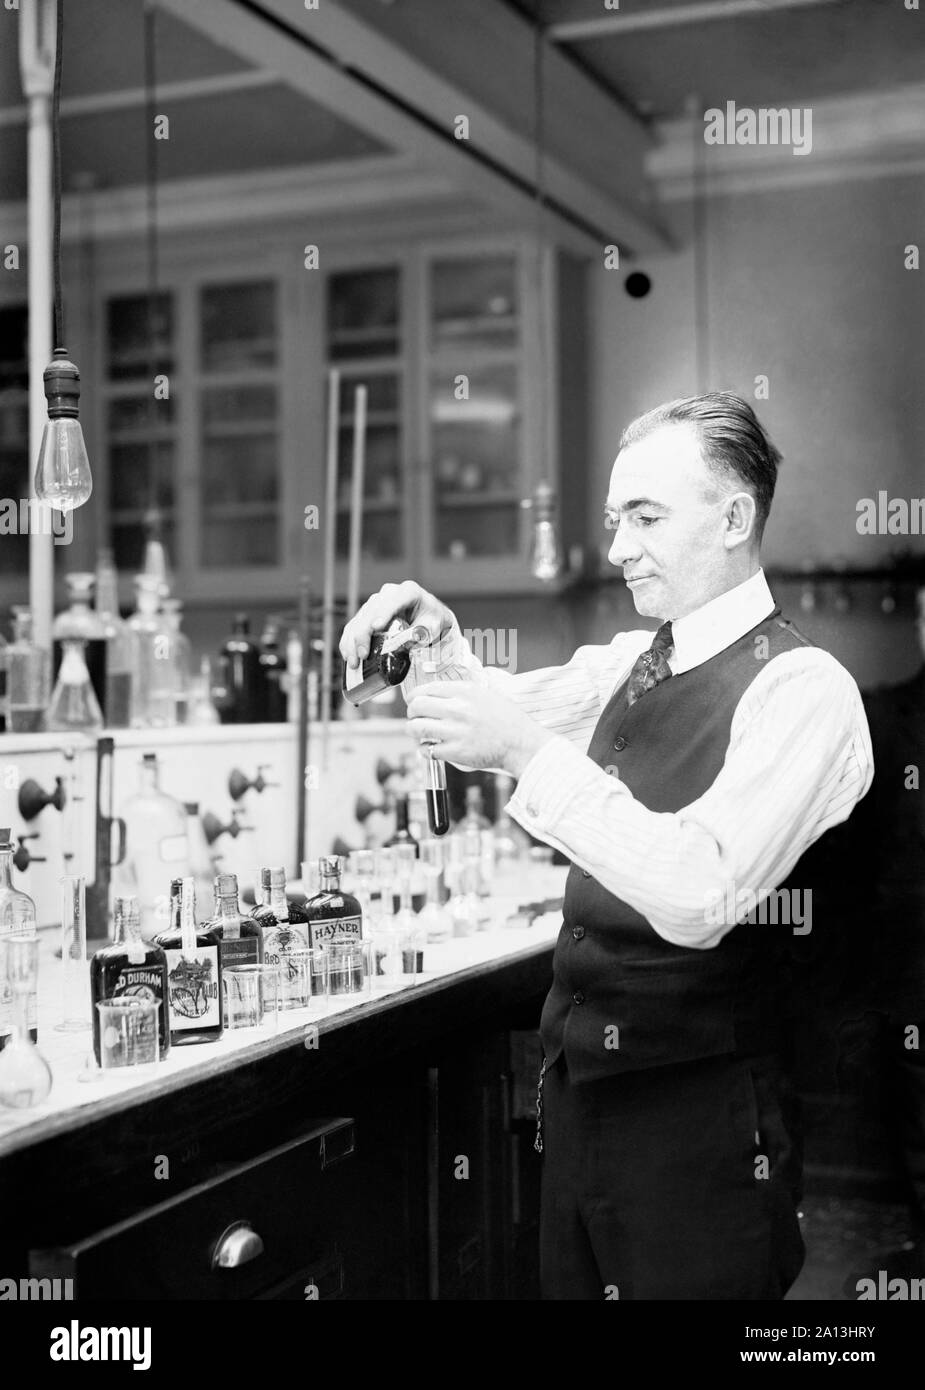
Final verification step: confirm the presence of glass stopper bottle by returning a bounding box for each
[6,606,50,733]
[219,613,263,724]
[115,753,190,938]
[90,894,170,1063]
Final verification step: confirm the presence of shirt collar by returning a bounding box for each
[668,569,776,675]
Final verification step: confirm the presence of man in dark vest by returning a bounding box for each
[341,392,873,1299]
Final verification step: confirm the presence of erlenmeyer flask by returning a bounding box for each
[46,638,104,732]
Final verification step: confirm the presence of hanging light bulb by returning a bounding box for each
[34,348,93,512]
[527,480,562,582]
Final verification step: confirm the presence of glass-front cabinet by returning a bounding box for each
[0,233,583,609]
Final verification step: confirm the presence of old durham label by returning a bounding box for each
[163,948,221,1029]
[308,915,362,949]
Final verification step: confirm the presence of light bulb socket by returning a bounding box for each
[43,348,82,420]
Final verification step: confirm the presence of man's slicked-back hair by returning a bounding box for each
[619,392,782,541]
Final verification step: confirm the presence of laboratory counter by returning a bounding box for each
[0,901,561,1301]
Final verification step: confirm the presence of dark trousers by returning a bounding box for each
[540,1052,805,1300]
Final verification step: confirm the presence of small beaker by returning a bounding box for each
[96,997,159,1071]
[223,964,279,1031]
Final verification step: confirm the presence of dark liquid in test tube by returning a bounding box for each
[425,786,450,836]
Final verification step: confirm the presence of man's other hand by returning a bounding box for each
[407,681,553,777]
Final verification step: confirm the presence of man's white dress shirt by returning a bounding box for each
[404,569,873,950]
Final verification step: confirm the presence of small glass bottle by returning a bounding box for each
[0,828,38,1048]
[391,846,424,974]
[161,599,192,724]
[94,547,135,729]
[219,614,263,723]
[91,894,170,1063]
[52,571,107,717]
[418,839,453,944]
[187,655,221,726]
[155,877,223,1045]
[342,621,430,705]
[45,637,104,733]
[449,862,483,938]
[258,617,288,723]
[385,793,419,857]
[128,574,174,727]
[252,867,311,1008]
[6,606,50,733]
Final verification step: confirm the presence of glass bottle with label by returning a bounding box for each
[204,872,264,973]
[90,894,170,1063]
[116,753,190,938]
[0,828,38,1048]
[252,867,311,1008]
[155,877,223,1045]
[304,857,363,952]
[6,607,50,733]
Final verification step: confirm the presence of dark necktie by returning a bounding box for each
[625,621,674,707]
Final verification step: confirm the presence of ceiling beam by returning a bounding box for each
[0,69,277,129]
[155,0,670,256]
[548,0,845,42]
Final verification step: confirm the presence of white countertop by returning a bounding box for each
[0,885,564,1157]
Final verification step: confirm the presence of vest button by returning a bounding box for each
[572,990,585,1005]
[613,736,627,751]
[581,870,591,879]
[572,924,585,940]
[604,765,618,776]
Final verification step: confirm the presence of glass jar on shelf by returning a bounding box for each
[6,606,50,733]
[45,639,104,733]
[53,572,107,718]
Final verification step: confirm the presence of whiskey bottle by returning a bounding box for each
[155,876,223,1045]
[204,872,264,971]
[0,828,38,1048]
[252,867,311,1008]
[304,857,363,951]
[90,895,169,1063]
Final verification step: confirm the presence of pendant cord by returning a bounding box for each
[51,0,64,350]
[533,1,549,490]
[143,1,160,516]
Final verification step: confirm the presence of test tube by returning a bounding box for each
[423,751,449,836]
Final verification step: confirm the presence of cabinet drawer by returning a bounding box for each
[33,1118,356,1300]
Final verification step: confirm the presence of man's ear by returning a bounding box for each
[722,492,757,549]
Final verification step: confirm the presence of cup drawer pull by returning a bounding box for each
[211,1222,265,1270]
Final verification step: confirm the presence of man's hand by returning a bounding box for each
[406,681,553,778]
[339,581,454,668]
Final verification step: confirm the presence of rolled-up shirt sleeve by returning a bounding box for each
[506,648,874,949]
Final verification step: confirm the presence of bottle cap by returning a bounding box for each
[319,855,342,877]
[215,872,238,896]
[259,867,272,887]
[0,828,11,849]
[267,866,286,888]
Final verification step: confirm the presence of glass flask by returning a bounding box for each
[6,606,50,733]
[52,571,107,717]
[0,935,52,1108]
[46,638,104,733]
